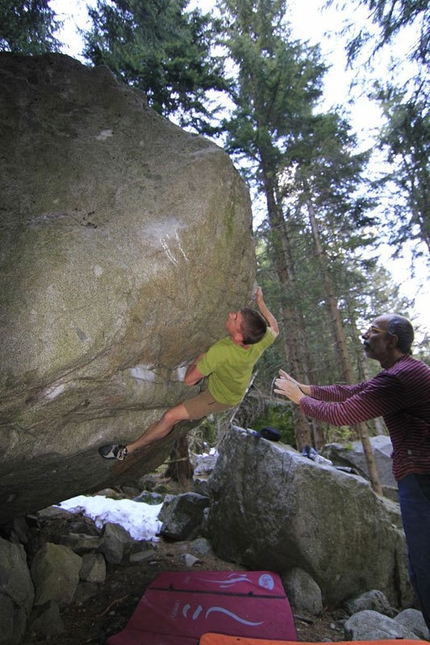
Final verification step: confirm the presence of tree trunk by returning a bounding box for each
[261,164,313,449]
[306,198,383,495]
[165,436,194,487]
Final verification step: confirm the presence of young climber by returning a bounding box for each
[99,286,279,461]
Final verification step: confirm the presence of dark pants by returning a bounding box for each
[398,473,430,630]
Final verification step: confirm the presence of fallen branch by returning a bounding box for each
[95,595,129,618]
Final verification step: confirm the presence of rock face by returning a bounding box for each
[0,53,255,524]
[208,427,413,609]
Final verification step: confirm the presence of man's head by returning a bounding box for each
[362,313,414,367]
[225,308,267,345]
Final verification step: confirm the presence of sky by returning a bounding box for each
[50,0,429,340]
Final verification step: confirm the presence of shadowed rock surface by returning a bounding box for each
[0,53,255,523]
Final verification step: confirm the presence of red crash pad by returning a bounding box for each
[107,570,297,645]
[200,639,429,645]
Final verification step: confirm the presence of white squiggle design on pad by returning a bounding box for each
[192,606,203,619]
[197,574,252,588]
[205,606,264,626]
[259,573,275,590]
[182,604,190,618]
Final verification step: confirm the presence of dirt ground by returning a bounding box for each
[22,526,349,645]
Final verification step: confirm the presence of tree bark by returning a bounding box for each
[306,197,383,495]
[165,436,194,487]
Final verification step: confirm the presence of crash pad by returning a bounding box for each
[200,635,293,644]
[107,570,297,645]
[200,639,429,645]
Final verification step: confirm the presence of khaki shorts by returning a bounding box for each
[182,390,233,421]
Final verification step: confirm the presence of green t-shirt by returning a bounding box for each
[197,328,276,406]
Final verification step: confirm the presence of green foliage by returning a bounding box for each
[189,417,218,452]
[250,403,296,446]
[0,0,61,53]
[82,0,229,131]
[219,0,327,180]
[373,84,430,254]
[341,0,430,66]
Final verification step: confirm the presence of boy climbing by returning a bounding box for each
[99,286,279,460]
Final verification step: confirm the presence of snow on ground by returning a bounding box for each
[56,495,163,541]
[55,450,218,541]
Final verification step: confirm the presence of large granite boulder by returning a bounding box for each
[207,427,413,609]
[0,53,255,524]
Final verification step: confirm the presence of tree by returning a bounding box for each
[218,0,327,450]
[335,0,430,260]
[82,0,229,131]
[0,0,61,54]
[374,84,430,255]
[341,0,430,65]
[217,0,390,491]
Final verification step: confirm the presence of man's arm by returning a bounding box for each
[255,286,279,337]
[184,353,205,386]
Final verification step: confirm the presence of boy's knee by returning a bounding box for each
[163,405,188,426]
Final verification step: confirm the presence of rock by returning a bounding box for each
[0,537,34,644]
[28,599,65,637]
[344,609,420,640]
[345,589,397,617]
[0,52,255,524]
[181,553,201,567]
[129,548,157,563]
[58,532,104,554]
[190,537,214,556]
[30,542,82,607]
[394,608,430,641]
[282,567,323,615]
[98,522,133,564]
[159,492,210,540]
[193,478,211,496]
[207,426,412,609]
[73,581,100,604]
[323,435,397,489]
[133,491,165,505]
[79,553,106,583]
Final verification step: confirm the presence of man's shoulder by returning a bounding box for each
[394,355,430,373]
[383,355,430,386]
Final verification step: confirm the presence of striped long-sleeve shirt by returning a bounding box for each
[300,355,430,481]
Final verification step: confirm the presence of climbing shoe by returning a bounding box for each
[98,444,128,460]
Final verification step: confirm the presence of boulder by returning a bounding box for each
[30,542,82,607]
[323,435,397,489]
[394,608,430,641]
[344,589,396,617]
[28,600,65,638]
[0,537,34,644]
[207,426,412,609]
[0,53,255,524]
[344,609,420,640]
[79,553,106,584]
[159,492,209,540]
[282,567,323,615]
[98,522,133,564]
